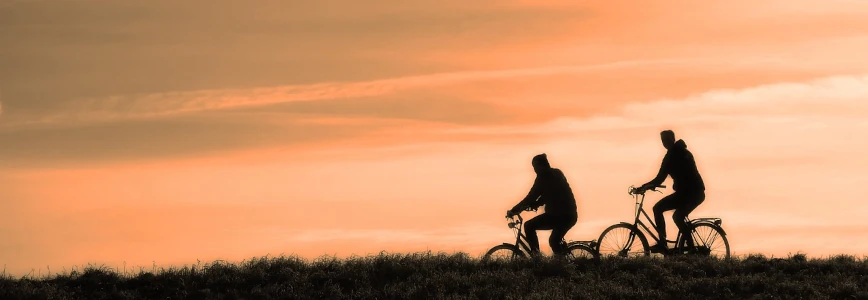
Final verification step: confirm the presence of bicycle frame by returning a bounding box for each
[626,191,670,245]
[596,185,731,258]
[624,186,724,248]
[506,214,535,255]
[504,212,597,255]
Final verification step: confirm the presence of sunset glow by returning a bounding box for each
[2,0,868,276]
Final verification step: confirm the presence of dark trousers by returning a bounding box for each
[652,190,705,246]
[524,213,578,254]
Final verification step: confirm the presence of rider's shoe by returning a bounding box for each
[649,243,668,254]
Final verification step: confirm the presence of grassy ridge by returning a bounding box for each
[2,252,867,300]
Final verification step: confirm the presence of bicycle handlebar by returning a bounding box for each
[505,206,537,228]
[506,213,522,229]
[505,206,537,218]
[628,184,667,195]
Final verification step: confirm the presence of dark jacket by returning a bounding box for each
[512,168,578,216]
[646,139,705,192]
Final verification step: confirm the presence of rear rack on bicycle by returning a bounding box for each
[689,217,722,226]
[567,239,598,247]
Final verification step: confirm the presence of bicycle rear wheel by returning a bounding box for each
[597,223,650,258]
[565,243,599,261]
[483,244,525,261]
[678,223,730,259]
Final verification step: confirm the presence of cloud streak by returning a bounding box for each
[12,53,857,129]
[6,58,712,127]
[442,73,868,136]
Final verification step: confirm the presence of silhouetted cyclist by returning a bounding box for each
[507,153,578,257]
[638,130,706,253]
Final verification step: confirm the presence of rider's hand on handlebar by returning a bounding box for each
[634,183,666,194]
[507,205,536,218]
[507,208,523,217]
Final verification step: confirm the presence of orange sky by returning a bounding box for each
[2,0,868,276]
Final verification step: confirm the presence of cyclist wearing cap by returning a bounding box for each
[507,153,579,256]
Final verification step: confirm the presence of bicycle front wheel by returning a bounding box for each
[483,244,525,261]
[678,223,730,259]
[565,243,600,261]
[597,223,650,258]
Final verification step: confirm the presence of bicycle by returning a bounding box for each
[483,207,600,261]
[596,184,730,259]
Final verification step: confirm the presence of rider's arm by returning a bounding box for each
[645,151,671,188]
[511,175,542,213]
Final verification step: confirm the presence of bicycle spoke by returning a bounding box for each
[689,224,728,258]
[609,229,626,253]
[604,231,621,252]
[707,231,720,247]
[693,226,712,247]
[612,230,625,251]
[599,225,648,258]
[566,245,595,260]
[702,225,715,245]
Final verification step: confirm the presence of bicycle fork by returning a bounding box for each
[621,233,638,256]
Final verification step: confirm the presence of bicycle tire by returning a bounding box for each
[565,243,600,261]
[677,223,730,259]
[597,223,650,258]
[483,244,525,261]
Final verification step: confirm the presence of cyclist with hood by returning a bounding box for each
[638,130,706,253]
[507,153,578,256]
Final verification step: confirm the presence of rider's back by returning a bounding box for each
[665,140,705,192]
[536,168,578,216]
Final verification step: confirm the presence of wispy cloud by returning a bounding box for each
[443,73,868,136]
[42,55,860,128]
[8,58,710,127]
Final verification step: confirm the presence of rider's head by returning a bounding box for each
[531,153,551,174]
[660,130,676,149]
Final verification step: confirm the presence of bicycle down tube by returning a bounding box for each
[635,202,662,245]
[509,213,534,255]
[632,186,703,248]
[514,229,533,255]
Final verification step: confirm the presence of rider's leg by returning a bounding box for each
[524,214,555,255]
[548,214,578,255]
[651,193,681,251]
[673,191,706,248]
